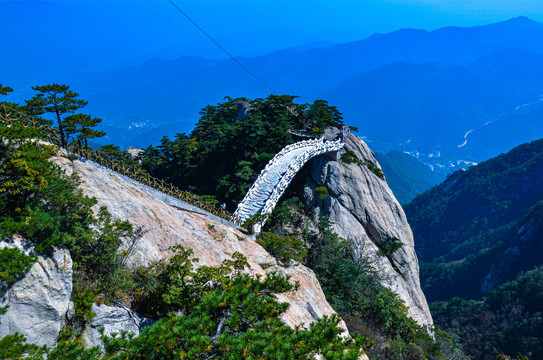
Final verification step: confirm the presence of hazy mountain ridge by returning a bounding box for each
[323,49,543,155]
[7,16,542,155]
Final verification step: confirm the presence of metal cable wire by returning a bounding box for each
[166,0,276,93]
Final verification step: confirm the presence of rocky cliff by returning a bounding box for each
[54,156,358,340]
[1,155,369,355]
[0,133,432,354]
[303,134,433,327]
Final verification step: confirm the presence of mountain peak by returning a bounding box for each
[507,15,536,23]
[492,15,543,29]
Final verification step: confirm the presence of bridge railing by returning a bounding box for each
[236,138,337,212]
[233,136,344,227]
[0,105,234,222]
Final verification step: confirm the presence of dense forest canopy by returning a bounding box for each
[404,139,543,301]
[432,268,543,360]
[406,138,543,264]
[405,137,543,359]
[141,95,344,209]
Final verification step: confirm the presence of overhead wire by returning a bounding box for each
[166,0,276,93]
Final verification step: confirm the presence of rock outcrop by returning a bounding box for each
[303,134,434,327]
[54,156,352,333]
[82,303,154,350]
[0,237,73,349]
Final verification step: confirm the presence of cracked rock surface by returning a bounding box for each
[82,303,155,350]
[0,237,73,349]
[304,134,433,327]
[54,157,358,340]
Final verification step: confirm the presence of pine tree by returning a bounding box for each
[0,84,13,96]
[63,113,106,150]
[24,84,88,148]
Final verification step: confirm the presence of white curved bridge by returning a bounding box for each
[234,127,348,233]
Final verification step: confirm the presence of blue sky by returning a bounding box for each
[40,0,543,59]
[2,0,543,86]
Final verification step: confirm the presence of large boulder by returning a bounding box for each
[0,237,73,349]
[304,134,434,327]
[82,303,154,350]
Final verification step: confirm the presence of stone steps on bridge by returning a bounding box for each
[233,137,345,231]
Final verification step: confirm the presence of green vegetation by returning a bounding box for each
[0,82,154,348]
[1,85,96,253]
[1,87,468,359]
[115,247,363,360]
[0,248,36,284]
[141,95,343,209]
[240,213,269,235]
[96,144,139,166]
[407,138,543,263]
[266,198,463,359]
[432,267,543,360]
[341,149,385,179]
[367,162,385,179]
[303,218,458,360]
[256,232,307,265]
[379,238,404,256]
[315,185,330,199]
[23,83,104,149]
[141,92,464,358]
[404,139,543,359]
[0,332,47,360]
[341,149,365,165]
[0,87,365,358]
[374,150,447,205]
[405,138,543,300]
[33,248,365,359]
[2,83,229,220]
[1,84,145,315]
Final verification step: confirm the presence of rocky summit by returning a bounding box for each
[1,132,430,358]
[304,133,433,328]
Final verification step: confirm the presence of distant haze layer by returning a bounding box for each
[2,2,543,172]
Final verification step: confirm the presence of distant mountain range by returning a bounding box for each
[4,13,543,171]
[324,50,543,155]
[79,17,543,157]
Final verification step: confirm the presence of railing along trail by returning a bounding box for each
[0,106,233,222]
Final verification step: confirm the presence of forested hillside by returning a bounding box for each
[405,138,543,359]
[141,95,344,209]
[432,268,543,360]
[140,94,467,359]
[375,151,446,204]
[405,138,543,300]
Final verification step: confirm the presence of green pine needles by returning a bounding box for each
[41,247,366,359]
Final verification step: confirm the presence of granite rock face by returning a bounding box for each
[82,303,154,350]
[0,237,73,349]
[303,134,433,327]
[54,156,354,334]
